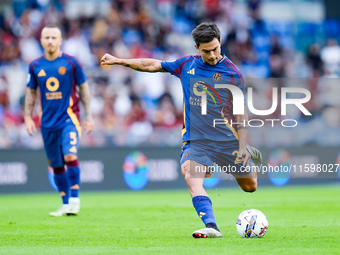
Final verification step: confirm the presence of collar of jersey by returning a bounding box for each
[198,54,226,66]
[218,54,226,63]
[44,52,64,61]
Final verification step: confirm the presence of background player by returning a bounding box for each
[25,25,94,216]
[101,22,260,238]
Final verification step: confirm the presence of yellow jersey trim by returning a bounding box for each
[67,97,82,137]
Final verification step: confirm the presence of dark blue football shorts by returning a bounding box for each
[180,139,254,175]
[41,122,80,168]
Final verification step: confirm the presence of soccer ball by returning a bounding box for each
[236,209,268,238]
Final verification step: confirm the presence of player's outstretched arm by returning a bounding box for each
[79,82,94,134]
[235,111,251,166]
[24,88,37,136]
[100,53,167,73]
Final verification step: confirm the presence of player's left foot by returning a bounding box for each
[246,145,262,164]
[67,197,80,215]
[192,228,222,238]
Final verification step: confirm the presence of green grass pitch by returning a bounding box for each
[1,185,340,255]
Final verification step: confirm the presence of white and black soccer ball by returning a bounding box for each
[236,209,268,238]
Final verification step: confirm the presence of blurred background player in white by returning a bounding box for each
[101,22,261,238]
[25,25,94,216]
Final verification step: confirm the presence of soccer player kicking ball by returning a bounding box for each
[25,25,94,216]
[101,22,261,238]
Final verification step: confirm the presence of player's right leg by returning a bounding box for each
[213,142,258,193]
[181,143,222,238]
[232,170,258,193]
[42,129,70,216]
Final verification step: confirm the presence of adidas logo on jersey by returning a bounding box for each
[38,69,46,77]
[187,68,195,75]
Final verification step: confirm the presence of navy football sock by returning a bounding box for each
[192,196,219,231]
[66,160,80,198]
[53,167,69,204]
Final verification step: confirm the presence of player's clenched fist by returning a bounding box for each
[101,53,117,65]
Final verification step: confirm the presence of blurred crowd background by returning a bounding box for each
[0,0,340,149]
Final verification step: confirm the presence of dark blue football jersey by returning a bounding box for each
[161,54,245,142]
[27,53,86,131]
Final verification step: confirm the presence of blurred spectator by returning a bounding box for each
[62,20,95,67]
[153,92,182,128]
[320,39,340,74]
[125,95,147,127]
[19,27,42,64]
[267,31,292,78]
[125,95,153,145]
[306,43,323,76]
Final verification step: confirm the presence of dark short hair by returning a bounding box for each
[191,22,221,47]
